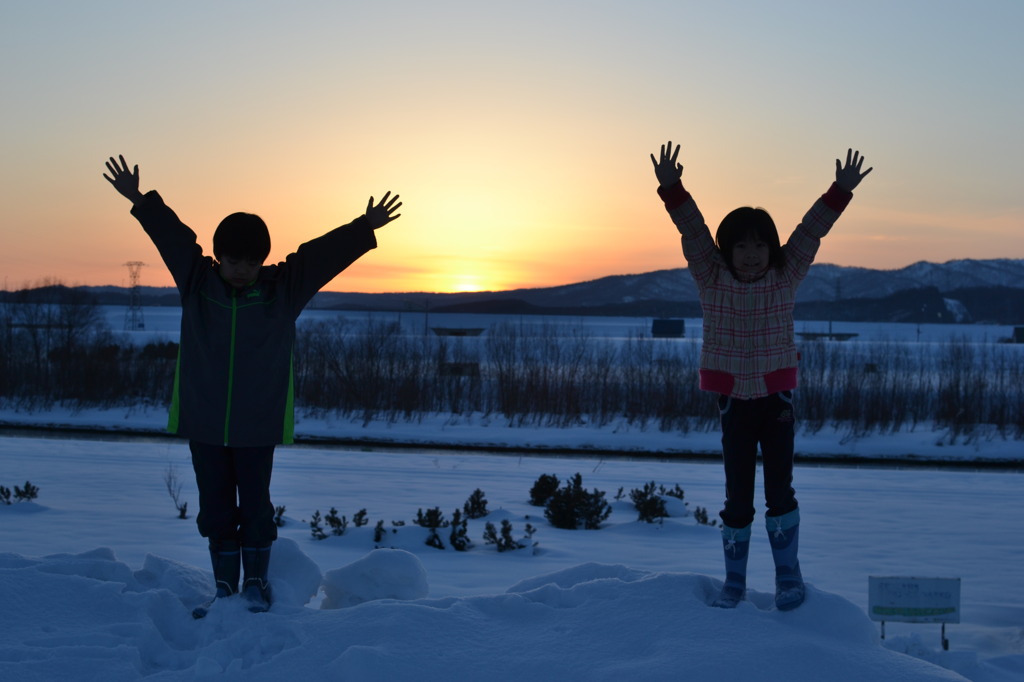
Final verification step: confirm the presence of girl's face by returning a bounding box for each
[730,236,770,281]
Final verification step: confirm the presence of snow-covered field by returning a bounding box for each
[109,306,1022,346]
[1,418,1021,681]
[2,309,1021,680]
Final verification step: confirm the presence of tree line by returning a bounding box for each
[2,287,1021,440]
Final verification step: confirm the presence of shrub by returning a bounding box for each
[693,506,717,527]
[544,473,611,530]
[630,481,668,523]
[310,510,327,540]
[414,507,448,529]
[483,519,526,552]
[274,505,286,527]
[353,508,368,527]
[660,484,685,500]
[325,507,347,536]
[2,481,40,501]
[424,528,444,549]
[415,507,448,549]
[449,509,472,551]
[529,474,560,507]
[463,489,489,519]
[10,481,39,504]
[162,465,188,519]
[373,520,386,544]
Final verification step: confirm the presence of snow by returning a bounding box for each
[1,424,1021,681]
[1,310,1021,680]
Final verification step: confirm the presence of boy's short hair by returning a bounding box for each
[715,207,785,275]
[213,213,271,262]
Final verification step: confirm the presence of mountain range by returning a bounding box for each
[23,258,1024,325]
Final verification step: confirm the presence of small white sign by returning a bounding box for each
[868,576,960,624]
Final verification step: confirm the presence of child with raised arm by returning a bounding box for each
[104,155,402,617]
[651,143,871,610]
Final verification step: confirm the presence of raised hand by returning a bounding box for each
[103,155,144,204]
[650,141,683,188]
[365,191,402,229]
[835,149,872,192]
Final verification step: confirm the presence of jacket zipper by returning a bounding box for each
[223,292,238,445]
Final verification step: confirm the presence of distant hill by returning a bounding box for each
[7,258,1024,325]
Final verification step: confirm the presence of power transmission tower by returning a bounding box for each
[123,261,146,331]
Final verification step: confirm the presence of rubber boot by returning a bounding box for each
[767,509,805,611]
[712,523,751,608]
[241,546,273,613]
[192,545,240,619]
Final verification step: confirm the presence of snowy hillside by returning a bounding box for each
[57,258,1024,318]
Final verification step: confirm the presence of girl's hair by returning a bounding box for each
[213,212,271,262]
[715,207,785,276]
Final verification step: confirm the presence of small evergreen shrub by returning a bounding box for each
[660,484,685,500]
[0,481,42,505]
[414,507,448,529]
[374,519,386,544]
[425,529,444,549]
[544,473,611,530]
[693,506,717,527]
[630,481,668,523]
[415,507,448,549]
[274,505,286,527]
[449,509,472,551]
[310,510,328,540]
[353,508,368,527]
[483,519,526,552]
[463,489,489,519]
[325,507,347,536]
[529,474,560,506]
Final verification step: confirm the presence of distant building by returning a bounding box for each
[651,319,685,338]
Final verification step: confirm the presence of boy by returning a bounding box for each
[103,155,401,616]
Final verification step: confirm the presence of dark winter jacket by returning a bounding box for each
[131,191,377,446]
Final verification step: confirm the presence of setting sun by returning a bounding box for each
[449,275,487,293]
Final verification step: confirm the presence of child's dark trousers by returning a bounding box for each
[189,441,278,550]
[717,391,798,529]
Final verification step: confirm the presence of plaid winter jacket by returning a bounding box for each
[657,181,852,399]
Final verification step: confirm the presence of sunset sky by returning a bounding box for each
[2,1,1021,294]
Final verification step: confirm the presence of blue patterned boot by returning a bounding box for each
[712,523,751,608]
[767,509,805,611]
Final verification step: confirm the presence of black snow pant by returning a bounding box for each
[717,391,798,529]
[189,441,278,551]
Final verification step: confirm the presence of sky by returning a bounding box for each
[1,0,1022,294]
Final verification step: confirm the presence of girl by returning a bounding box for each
[650,142,871,610]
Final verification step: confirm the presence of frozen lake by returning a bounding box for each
[107,305,1021,346]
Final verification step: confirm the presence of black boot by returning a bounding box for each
[192,543,240,619]
[241,546,272,613]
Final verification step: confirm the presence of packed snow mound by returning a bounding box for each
[0,547,971,681]
[321,548,428,609]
